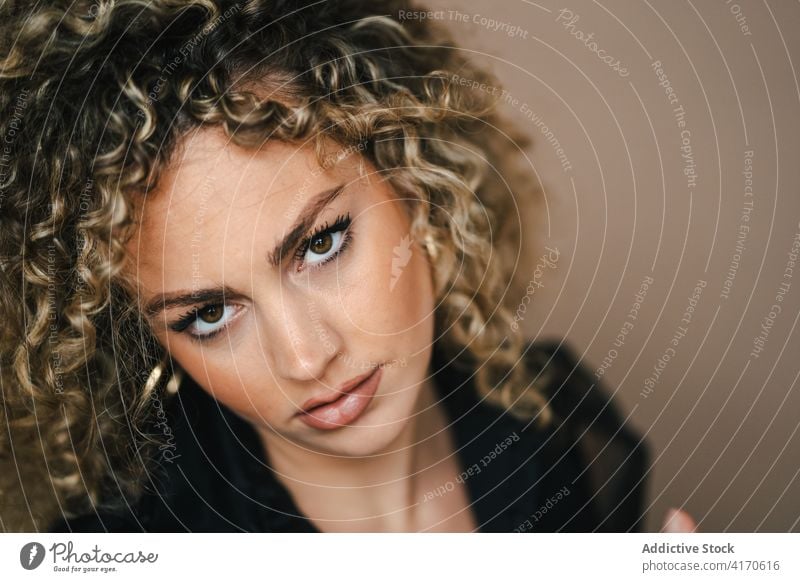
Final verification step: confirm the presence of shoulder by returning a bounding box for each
[520,339,650,531]
[436,338,648,531]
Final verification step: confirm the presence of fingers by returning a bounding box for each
[661,507,698,532]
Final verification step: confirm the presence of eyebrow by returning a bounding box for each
[143,183,347,317]
[266,183,347,268]
[144,287,245,317]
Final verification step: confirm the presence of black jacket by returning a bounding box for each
[50,340,648,532]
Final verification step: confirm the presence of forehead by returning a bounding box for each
[139,130,344,226]
[125,129,365,283]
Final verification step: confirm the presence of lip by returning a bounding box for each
[297,367,383,430]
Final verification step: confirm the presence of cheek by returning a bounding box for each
[337,215,434,341]
[384,247,435,347]
[167,343,289,422]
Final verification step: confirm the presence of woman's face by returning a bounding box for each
[127,129,436,457]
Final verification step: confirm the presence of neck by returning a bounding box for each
[257,378,444,532]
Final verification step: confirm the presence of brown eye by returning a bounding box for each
[295,213,353,268]
[309,233,333,255]
[198,304,224,324]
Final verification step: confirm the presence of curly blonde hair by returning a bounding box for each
[0,0,550,531]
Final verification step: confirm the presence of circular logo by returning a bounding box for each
[19,542,46,570]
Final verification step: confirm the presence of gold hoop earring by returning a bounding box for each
[424,233,438,261]
[166,367,183,395]
[143,359,183,396]
[143,362,163,396]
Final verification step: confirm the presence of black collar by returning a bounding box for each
[132,345,597,532]
[52,342,615,532]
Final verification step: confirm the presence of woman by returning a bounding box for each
[0,0,686,532]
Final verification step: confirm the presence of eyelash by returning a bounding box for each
[292,212,353,272]
[170,304,241,343]
[170,212,354,342]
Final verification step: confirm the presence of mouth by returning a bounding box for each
[296,366,383,431]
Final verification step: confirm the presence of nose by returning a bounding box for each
[263,294,343,383]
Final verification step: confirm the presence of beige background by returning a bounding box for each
[426,0,800,532]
